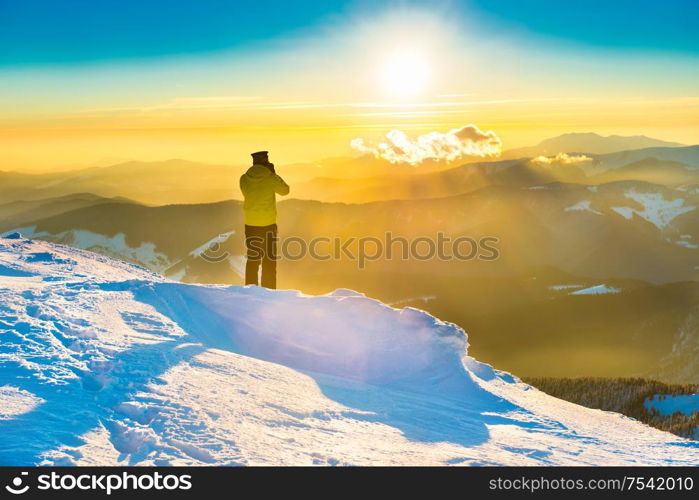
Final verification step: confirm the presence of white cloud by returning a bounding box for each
[351,124,502,166]
[531,153,593,166]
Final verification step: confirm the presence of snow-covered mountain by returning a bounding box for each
[9,180,698,285]
[504,133,685,158]
[3,182,698,383]
[0,236,697,465]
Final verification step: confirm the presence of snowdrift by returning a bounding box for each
[0,236,697,465]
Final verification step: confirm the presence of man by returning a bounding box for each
[239,151,290,289]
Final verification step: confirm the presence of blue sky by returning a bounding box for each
[468,0,699,54]
[0,0,345,64]
[1,0,697,66]
[1,0,697,170]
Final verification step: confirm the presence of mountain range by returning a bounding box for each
[0,134,693,205]
[503,132,684,158]
[1,133,697,383]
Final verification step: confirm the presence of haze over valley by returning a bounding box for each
[2,132,698,384]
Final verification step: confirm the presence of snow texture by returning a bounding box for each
[564,201,603,216]
[0,237,697,466]
[549,284,583,291]
[612,189,696,229]
[570,284,621,295]
[5,227,170,272]
[189,231,235,258]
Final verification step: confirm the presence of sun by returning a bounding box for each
[380,51,430,98]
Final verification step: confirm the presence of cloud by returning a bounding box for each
[531,153,593,166]
[351,124,502,166]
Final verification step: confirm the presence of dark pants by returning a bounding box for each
[244,224,278,289]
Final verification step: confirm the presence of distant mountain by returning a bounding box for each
[0,193,137,228]
[592,157,699,185]
[293,146,699,203]
[0,160,243,206]
[584,145,699,173]
[7,180,698,284]
[3,179,699,382]
[504,132,684,158]
[1,140,695,206]
[2,199,243,273]
[0,157,420,205]
[293,158,590,202]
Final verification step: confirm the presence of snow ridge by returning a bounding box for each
[0,237,697,466]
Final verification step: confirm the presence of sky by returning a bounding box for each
[1,0,698,171]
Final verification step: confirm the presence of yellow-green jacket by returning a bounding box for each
[239,165,290,226]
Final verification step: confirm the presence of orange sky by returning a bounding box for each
[1,7,698,172]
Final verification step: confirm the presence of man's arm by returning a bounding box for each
[273,174,290,196]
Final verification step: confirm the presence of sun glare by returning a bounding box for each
[381,51,430,98]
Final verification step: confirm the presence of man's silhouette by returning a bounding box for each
[240,151,289,288]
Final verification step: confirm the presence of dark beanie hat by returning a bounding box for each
[251,151,269,163]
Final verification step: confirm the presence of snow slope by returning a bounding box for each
[611,189,696,230]
[0,237,697,466]
[570,284,621,296]
[8,226,171,272]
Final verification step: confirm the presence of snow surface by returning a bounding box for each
[646,395,699,417]
[0,237,697,466]
[549,284,583,291]
[564,201,603,216]
[570,284,621,295]
[227,255,246,279]
[611,190,696,230]
[612,206,634,220]
[6,227,170,272]
[0,386,45,420]
[674,235,698,249]
[189,231,235,258]
[676,240,698,250]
